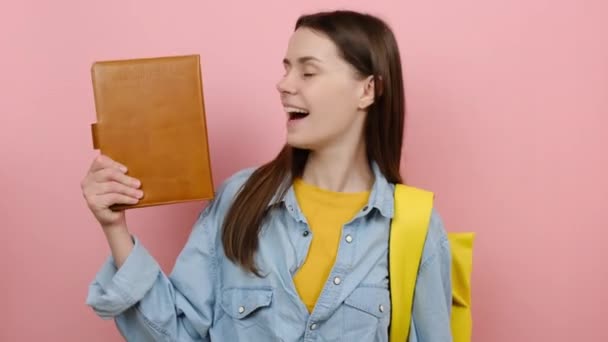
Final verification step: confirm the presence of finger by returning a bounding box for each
[93,168,141,188]
[89,154,128,173]
[97,181,144,199]
[98,193,140,207]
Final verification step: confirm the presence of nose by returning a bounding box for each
[276,73,297,95]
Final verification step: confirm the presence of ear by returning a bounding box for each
[358,75,381,110]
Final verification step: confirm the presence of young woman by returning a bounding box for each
[82,10,452,342]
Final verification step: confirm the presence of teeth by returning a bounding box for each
[284,106,309,114]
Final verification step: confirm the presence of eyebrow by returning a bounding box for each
[282,56,322,66]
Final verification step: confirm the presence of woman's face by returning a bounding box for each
[277,27,374,151]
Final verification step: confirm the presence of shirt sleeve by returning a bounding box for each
[85,198,221,342]
[408,208,453,342]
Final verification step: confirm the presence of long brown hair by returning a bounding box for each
[222,10,405,275]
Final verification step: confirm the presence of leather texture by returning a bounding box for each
[90,54,215,210]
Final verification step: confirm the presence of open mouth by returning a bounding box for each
[289,112,309,120]
[285,107,310,120]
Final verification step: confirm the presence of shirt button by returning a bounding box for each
[333,277,342,285]
[310,323,317,330]
[302,230,310,237]
[345,235,353,243]
[238,306,245,314]
[379,304,385,313]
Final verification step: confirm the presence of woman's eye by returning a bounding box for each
[303,73,315,78]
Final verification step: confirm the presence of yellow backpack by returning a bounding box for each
[389,184,475,342]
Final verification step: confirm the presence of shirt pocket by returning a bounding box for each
[220,287,274,329]
[342,286,391,339]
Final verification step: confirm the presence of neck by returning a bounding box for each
[302,139,373,193]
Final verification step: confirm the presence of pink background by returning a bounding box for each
[2,0,607,341]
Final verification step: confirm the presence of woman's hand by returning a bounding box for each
[81,154,143,229]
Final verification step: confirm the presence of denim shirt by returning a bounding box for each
[86,163,452,342]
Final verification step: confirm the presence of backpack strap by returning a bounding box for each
[389,184,434,342]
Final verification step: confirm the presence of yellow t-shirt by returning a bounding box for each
[292,178,370,313]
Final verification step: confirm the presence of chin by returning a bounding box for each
[286,134,317,150]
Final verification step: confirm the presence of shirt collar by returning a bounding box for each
[268,161,395,219]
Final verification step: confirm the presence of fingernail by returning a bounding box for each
[120,166,128,173]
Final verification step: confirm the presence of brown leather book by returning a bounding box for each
[90,54,215,210]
